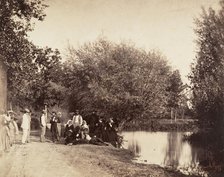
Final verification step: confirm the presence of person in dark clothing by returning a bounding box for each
[112,117,119,129]
[94,117,105,140]
[50,112,60,142]
[64,120,75,145]
[89,135,109,146]
[105,118,118,147]
[88,111,99,135]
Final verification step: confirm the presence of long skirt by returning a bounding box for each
[57,123,62,138]
[0,126,10,153]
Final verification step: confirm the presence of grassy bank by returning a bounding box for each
[55,143,199,177]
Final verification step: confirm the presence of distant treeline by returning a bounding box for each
[123,118,199,132]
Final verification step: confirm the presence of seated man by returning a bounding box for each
[64,120,75,145]
[80,120,89,139]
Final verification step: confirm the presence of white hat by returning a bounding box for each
[24,108,30,113]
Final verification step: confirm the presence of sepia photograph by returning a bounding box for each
[0,0,223,177]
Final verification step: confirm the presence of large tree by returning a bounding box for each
[63,39,179,125]
[0,0,47,65]
[189,2,224,171]
[8,46,64,109]
[0,0,64,109]
[166,70,191,121]
[190,1,224,131]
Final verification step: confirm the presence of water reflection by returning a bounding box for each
[127,139,141,157]
[122,131,205,175]
[164,132,183,167]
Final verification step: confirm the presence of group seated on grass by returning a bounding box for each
[63,117,123,148]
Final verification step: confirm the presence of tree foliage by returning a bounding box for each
[0,0,185,120]
[62,39,183,124]
[0,0,47,64]
[166,70,183,109]
[9,47,65,109]
[190,1,224,130]
[0,0,64,109]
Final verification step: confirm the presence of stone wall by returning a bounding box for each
[0,59,7,112]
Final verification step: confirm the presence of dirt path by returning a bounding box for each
[0,131,114,177]
[0,141,83,177]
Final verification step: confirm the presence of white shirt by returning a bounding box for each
[40,114,47,126]
[86,134,91,141]
[72,115,83,126]
[21,113,31,130]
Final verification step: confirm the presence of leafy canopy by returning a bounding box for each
[62,39,183,123]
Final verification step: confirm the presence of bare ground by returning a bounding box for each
[0,132,196,177]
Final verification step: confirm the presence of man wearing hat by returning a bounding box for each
[50,111,61,142]
[72,110,83,128]
[72,110,83,137]
[21,108,31,144]
[40,109,47,142]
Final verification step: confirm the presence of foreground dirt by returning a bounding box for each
[0,133,196,177]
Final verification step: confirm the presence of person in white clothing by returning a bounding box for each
[40,109,47,142]
[72,110,83,128]
[80,120,89,139]
[7,110,19,145]
[57,112,62,139]
[21,108,31,144]
[72,110,83,137]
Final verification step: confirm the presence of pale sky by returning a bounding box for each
[28,0,220,83]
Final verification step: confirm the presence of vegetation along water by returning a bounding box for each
[1,0,224,177]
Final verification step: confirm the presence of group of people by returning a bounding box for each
[39,109,122,147]
[0,108,122,154]
[40,109,62,143]
[0,110,19,153]
[63,110,122,147]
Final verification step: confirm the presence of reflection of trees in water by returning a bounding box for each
[128,139,141,156]
[164,131,223,175]
[190,144,199,167]
[163,133,215,175]
[163,132,183,167]
[192,142,223,171]
[190,131,224,174]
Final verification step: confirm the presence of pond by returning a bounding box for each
[122,131,207,176]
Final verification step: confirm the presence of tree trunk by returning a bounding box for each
[0,58,7,112]
[174,109,177,122]
[171,108,174,123]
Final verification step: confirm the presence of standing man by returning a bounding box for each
[40,109,47,142]
[72,110,83,137]
[50,112,60,142]
[21,108,31,144]
[88,111,99,135]
[72,110,83,128]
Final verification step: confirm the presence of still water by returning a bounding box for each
[122,131,206,176]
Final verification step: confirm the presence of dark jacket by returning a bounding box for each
[64,124,75,138]
[50,116,60,132]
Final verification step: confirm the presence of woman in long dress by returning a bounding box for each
[0,114,11,154]
[7,111,19,145]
